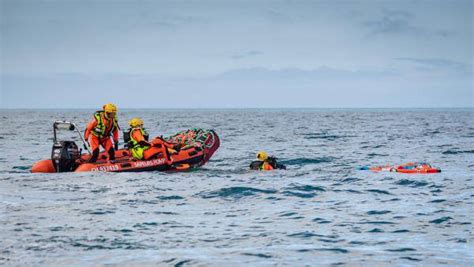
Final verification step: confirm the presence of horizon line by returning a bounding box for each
[1,107,473,110]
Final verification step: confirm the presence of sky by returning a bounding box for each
[0,0,473,108]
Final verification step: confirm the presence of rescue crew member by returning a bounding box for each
[127,117,178,164]
[84,103,120,163]
[249,151,286,171]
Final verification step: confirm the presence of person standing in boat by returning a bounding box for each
[249,151,286,171]
[84,103,120,163]
[126,117,178,164]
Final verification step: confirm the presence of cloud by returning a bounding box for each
[264,9,294,23]
[2,65,471,108]
[231,50,263,59]
[382,9,413,19]
[142,15,206,30]
[362,9,456,38]
[433,29,455,38]
[136,9,206,29]
[363,15,419,36]
[214,66,395,80]
[395,57,472,73]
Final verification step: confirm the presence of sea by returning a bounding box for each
[0,109,473,266]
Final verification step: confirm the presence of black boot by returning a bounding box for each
[164,147,172,165]
[108,148,115,161]
[88,149,100,163]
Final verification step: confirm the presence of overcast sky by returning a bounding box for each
[1,0,472,108]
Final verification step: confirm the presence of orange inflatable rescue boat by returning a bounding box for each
[32,121,220,173]
[359,162,441,174]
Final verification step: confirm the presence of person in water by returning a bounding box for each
[126,117,178,164]
[84,103,120,163]
[249,151,286,170]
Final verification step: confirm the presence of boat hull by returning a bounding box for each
[32,129,220,173]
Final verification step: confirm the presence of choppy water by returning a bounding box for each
[1,109,473,266]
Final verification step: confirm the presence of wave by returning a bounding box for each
[198,186,277,199]
[285,183,326,192]
[175,260,193,267]
[366,189,392,195]
[281,157,334,166]
[395,179,429,187]
[312,217,331,224]
[400,257,422,262]
[300,132,355,141]
[360,221,396,225]
[288,231,335,238]
[367,153,389,157]
[386,248,417,252]
[297,247,349,254]
[392,229,410,233]
[429,216,452,224]
[282,191,316,198]
[156,195,184,200]
[9,166,31,173]
[71,237,148,250]
[241,252,273,258]
[84,209,115,215]
[282,183,326,198]
[367,210,391,215]
[442,150,474,155]
[339,177,362,183]
[12,166,30,170]
[368,228,384,233]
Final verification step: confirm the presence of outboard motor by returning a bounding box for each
[51,141,80,172]
[50,121,88,172]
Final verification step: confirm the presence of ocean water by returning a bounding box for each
[0,109,473,266]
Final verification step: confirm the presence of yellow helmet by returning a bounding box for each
[103,103,117,113]
[256,151,268,161]
[129,117,144,128]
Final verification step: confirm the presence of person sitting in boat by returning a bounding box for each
[249,151,286,171]
[126,117,179,164]
[84,103,120,163]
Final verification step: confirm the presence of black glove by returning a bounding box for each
[139,140,150,147]
[173,144,181,152]
[114,141,119,150]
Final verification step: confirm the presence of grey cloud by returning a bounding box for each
[362,8,417,35]
[395,57,471,73]
[433,29,455,38]
[231,50,263,59]
[265,9,294,23]
[382,9,413,19]
[214,66,396,80]
[363,16,420,36]
[135,7,206,29]
[363,9,455,38]
[143,15,205,29]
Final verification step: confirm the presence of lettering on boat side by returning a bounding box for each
[91,164,120,172]
[133,158,165,168]
[89,158,165,172]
